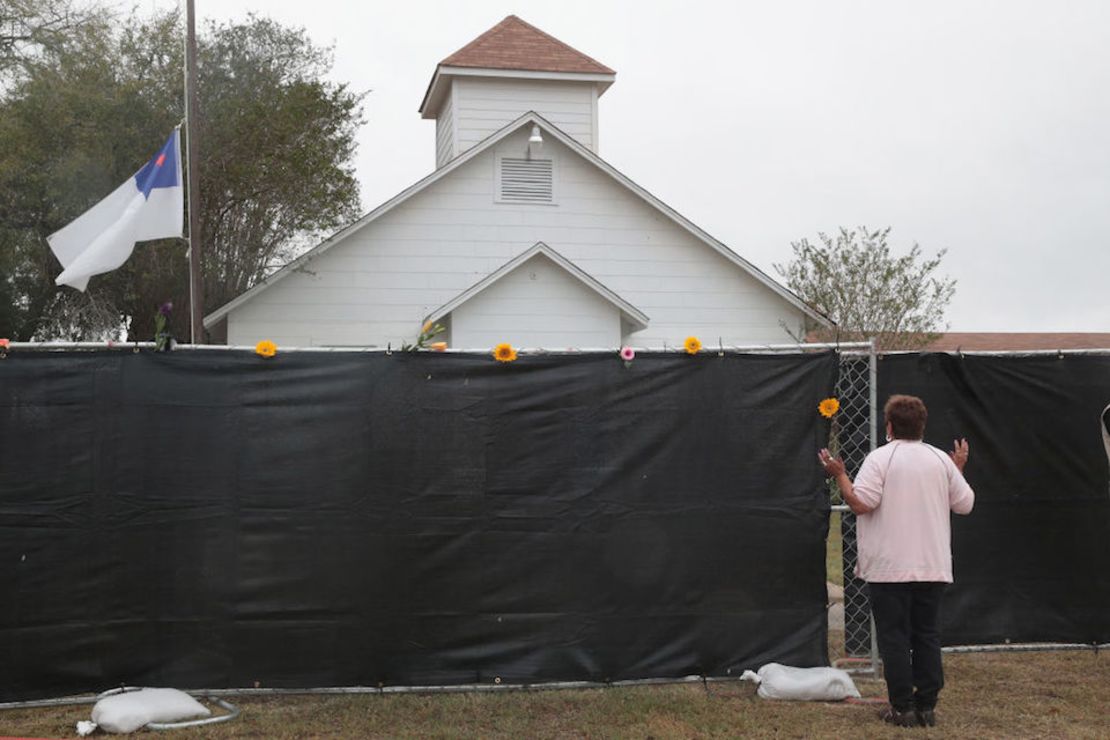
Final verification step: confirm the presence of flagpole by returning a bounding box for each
[184,0,205,343]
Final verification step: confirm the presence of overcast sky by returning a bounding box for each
[156,0,1109,331]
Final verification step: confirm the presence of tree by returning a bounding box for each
[196,17,363,314]
[774,227,956,350]
[0,6,172,341]
[0,0,95,75]
[0,6,363,341]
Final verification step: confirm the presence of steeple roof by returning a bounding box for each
[439,15,614,75]
[419,16,616,118]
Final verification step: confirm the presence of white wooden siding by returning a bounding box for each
[453,78,595,153]
[435,92,455,168]
[450,253,620,349]
[226,125,807,349]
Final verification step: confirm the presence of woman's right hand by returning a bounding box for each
[818,448,846,477]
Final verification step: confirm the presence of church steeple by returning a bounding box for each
[420,16,616,167]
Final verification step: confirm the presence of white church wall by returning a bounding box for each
[453,77,596,154]
[449,253,621,349]
[435,88,455,168]
[226,125,807,349]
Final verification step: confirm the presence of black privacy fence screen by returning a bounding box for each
[878,353,1110,647]
[0,350,837,702]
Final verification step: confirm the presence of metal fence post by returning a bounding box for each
[867,339,880,677]
[830,345,879,675]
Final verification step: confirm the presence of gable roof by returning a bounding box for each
[440,15,614,75]
[205,112,832,329]
[426,241,649,331]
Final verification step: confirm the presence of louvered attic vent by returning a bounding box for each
[499,158,554,204]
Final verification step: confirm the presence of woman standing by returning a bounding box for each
[819,394,974,728]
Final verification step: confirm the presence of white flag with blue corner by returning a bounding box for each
[48,129,184,291]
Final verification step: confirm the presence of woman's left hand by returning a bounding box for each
[949,438,970,472]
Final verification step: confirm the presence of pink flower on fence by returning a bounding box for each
[620,346,635,362]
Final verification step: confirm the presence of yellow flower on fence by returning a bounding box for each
[684,336,702,355]
[255,340,278,358]
[493,342,518,363]
[818,397,840,418]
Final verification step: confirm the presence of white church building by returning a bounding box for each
[205,16,829,349]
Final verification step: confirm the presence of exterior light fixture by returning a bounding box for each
[526,124,543,159]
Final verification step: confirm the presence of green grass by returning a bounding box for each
[3,651,1107,738]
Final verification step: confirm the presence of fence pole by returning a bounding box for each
[867,339,880,676]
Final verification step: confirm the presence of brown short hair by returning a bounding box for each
[884,394,928,440]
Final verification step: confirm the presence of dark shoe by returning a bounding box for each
[916,709,936,727]
[879,706,919,727]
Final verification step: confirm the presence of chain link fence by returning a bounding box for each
[826,347,1110,673]
[831,348,879,675]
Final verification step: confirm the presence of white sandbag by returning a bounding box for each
[740,663,860,701]
[90,688,210,733]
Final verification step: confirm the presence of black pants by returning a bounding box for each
[868,582,946,712]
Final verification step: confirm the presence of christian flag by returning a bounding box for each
[49,129,184,291]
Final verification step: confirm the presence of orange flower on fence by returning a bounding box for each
[684,336,702,355]
[493,342,518,363]
[255,340,278,358]
[818,397,840,418]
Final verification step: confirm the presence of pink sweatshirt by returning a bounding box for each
[852,440,975,583]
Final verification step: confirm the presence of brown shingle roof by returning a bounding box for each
[439,15,615,75]
[804,331,1110,351]
[921,333,1110,351]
